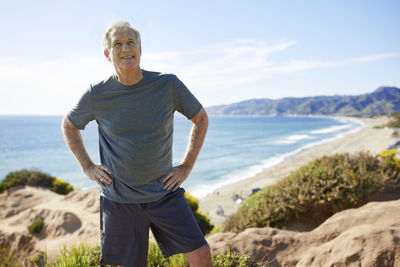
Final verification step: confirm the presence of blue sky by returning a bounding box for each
[0,0,399,115]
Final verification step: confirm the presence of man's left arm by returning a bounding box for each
[163,108,209,191]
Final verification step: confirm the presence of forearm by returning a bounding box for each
[181,109,209,172]
[61,117,94,172]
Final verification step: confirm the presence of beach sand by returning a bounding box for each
[199,116,398,226]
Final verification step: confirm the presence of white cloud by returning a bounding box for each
[141,40,399,105]
[0,41,398,114]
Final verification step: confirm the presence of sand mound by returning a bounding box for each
[207,199,400,266]
[0,186,100,261]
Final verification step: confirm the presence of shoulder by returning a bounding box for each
[89,75,116,93]
[143,70,178,82]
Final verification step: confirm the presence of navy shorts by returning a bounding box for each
[100,188,208,267]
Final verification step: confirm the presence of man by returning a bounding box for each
[62,21,211,267]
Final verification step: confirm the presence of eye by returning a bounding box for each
[113,42,122,47]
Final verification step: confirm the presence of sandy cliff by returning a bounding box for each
[208,199,400,266]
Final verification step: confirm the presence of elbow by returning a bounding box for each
[192,108,208,128]
[61,116,78,132]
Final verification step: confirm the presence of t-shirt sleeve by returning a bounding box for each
[66,88,95,130]
[172,76,203,120]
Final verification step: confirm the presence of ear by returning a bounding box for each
[104,50,111,61]
[139,45,142,56]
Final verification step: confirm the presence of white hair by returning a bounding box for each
[103,21,141,50]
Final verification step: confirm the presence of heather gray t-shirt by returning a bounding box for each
[67,70,202,203]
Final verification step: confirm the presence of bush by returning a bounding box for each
[213,250,261,267]
[0,246,21,267]
[223,152,387,233]
[379,149,400,170]
[47,243,101,267]
[184,192,199,213]
[51,178,74,195]
[28,217,44,234]
[387,112,400,128]
[45,242,260,267]
[184,192,214,235]
[0,169,73,195]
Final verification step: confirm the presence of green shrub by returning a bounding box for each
[47,243,101,267]
[51,178,74,195]
[0,169,73,195]
[184,192,199,213]
[147,242,189,266]
[184,192,214,235]
[28,217,44,234]
[213,250,261,267]
[379,149,400,170]
[387,112,400,128]
[0,246,21,267]
[223,152,387,233]
[46,241,260,267]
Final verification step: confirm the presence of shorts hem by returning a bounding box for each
[162,240,208,258]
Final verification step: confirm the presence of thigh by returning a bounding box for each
[145,188,208,258]
[100,196,149,267]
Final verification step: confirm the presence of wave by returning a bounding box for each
[311,124,351,134]
[189,119,365,198]
[276,134,314,144]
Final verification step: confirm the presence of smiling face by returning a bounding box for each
[104,29,142,74]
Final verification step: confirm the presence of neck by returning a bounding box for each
[116,67,143,86]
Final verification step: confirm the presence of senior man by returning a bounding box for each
[62,21,211,267]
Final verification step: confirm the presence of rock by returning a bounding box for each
[207,199,400,266]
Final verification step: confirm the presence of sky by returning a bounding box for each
[0,0,399,115]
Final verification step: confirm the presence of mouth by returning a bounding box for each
[121,55,135,60]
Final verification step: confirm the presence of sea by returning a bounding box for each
[0,114,363,198]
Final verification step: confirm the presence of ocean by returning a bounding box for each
[0,114,363,198]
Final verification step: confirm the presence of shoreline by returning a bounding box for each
[189,115,364,198]
[199,116,396,226]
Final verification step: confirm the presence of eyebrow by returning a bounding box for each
[112,38,136,45]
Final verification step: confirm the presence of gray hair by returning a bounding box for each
[103,21,141,50]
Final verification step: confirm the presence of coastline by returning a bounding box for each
[188,115,364,198]
[199,116,396,226]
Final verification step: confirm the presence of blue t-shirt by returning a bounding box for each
[67,70,202,203]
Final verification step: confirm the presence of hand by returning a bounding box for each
[84,164,112,190]
[162,165,190,191]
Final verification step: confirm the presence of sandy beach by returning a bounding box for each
[199,116,397,226]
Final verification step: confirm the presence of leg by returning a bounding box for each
[184,244,212,267]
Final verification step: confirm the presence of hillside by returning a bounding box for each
[206,86,400,117]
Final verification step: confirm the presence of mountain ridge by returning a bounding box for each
[206,86,400,117]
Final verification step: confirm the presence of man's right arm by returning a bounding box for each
[61,116,112,189]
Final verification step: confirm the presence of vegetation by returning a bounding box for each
[380,149,400,169]
[0,169,73,195]
[386,112,400,128]
[223,151,394,233]
[51,178,74,195]
[0,242,259,266]
[28,217,45,234]
[184,192,214,235]
[0,246,20,267]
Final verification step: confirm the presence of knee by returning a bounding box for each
[185,244,212,267]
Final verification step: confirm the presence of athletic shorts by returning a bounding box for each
[100,188,208,267]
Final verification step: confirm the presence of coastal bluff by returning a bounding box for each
[208,199,400,266]
[1,185,399,266]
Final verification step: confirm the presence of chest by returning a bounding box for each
[93,86,174,133]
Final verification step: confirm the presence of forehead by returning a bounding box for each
[110,29,137,42]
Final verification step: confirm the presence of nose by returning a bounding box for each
[121,42,130,51]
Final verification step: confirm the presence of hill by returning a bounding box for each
[206,86,400,117]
